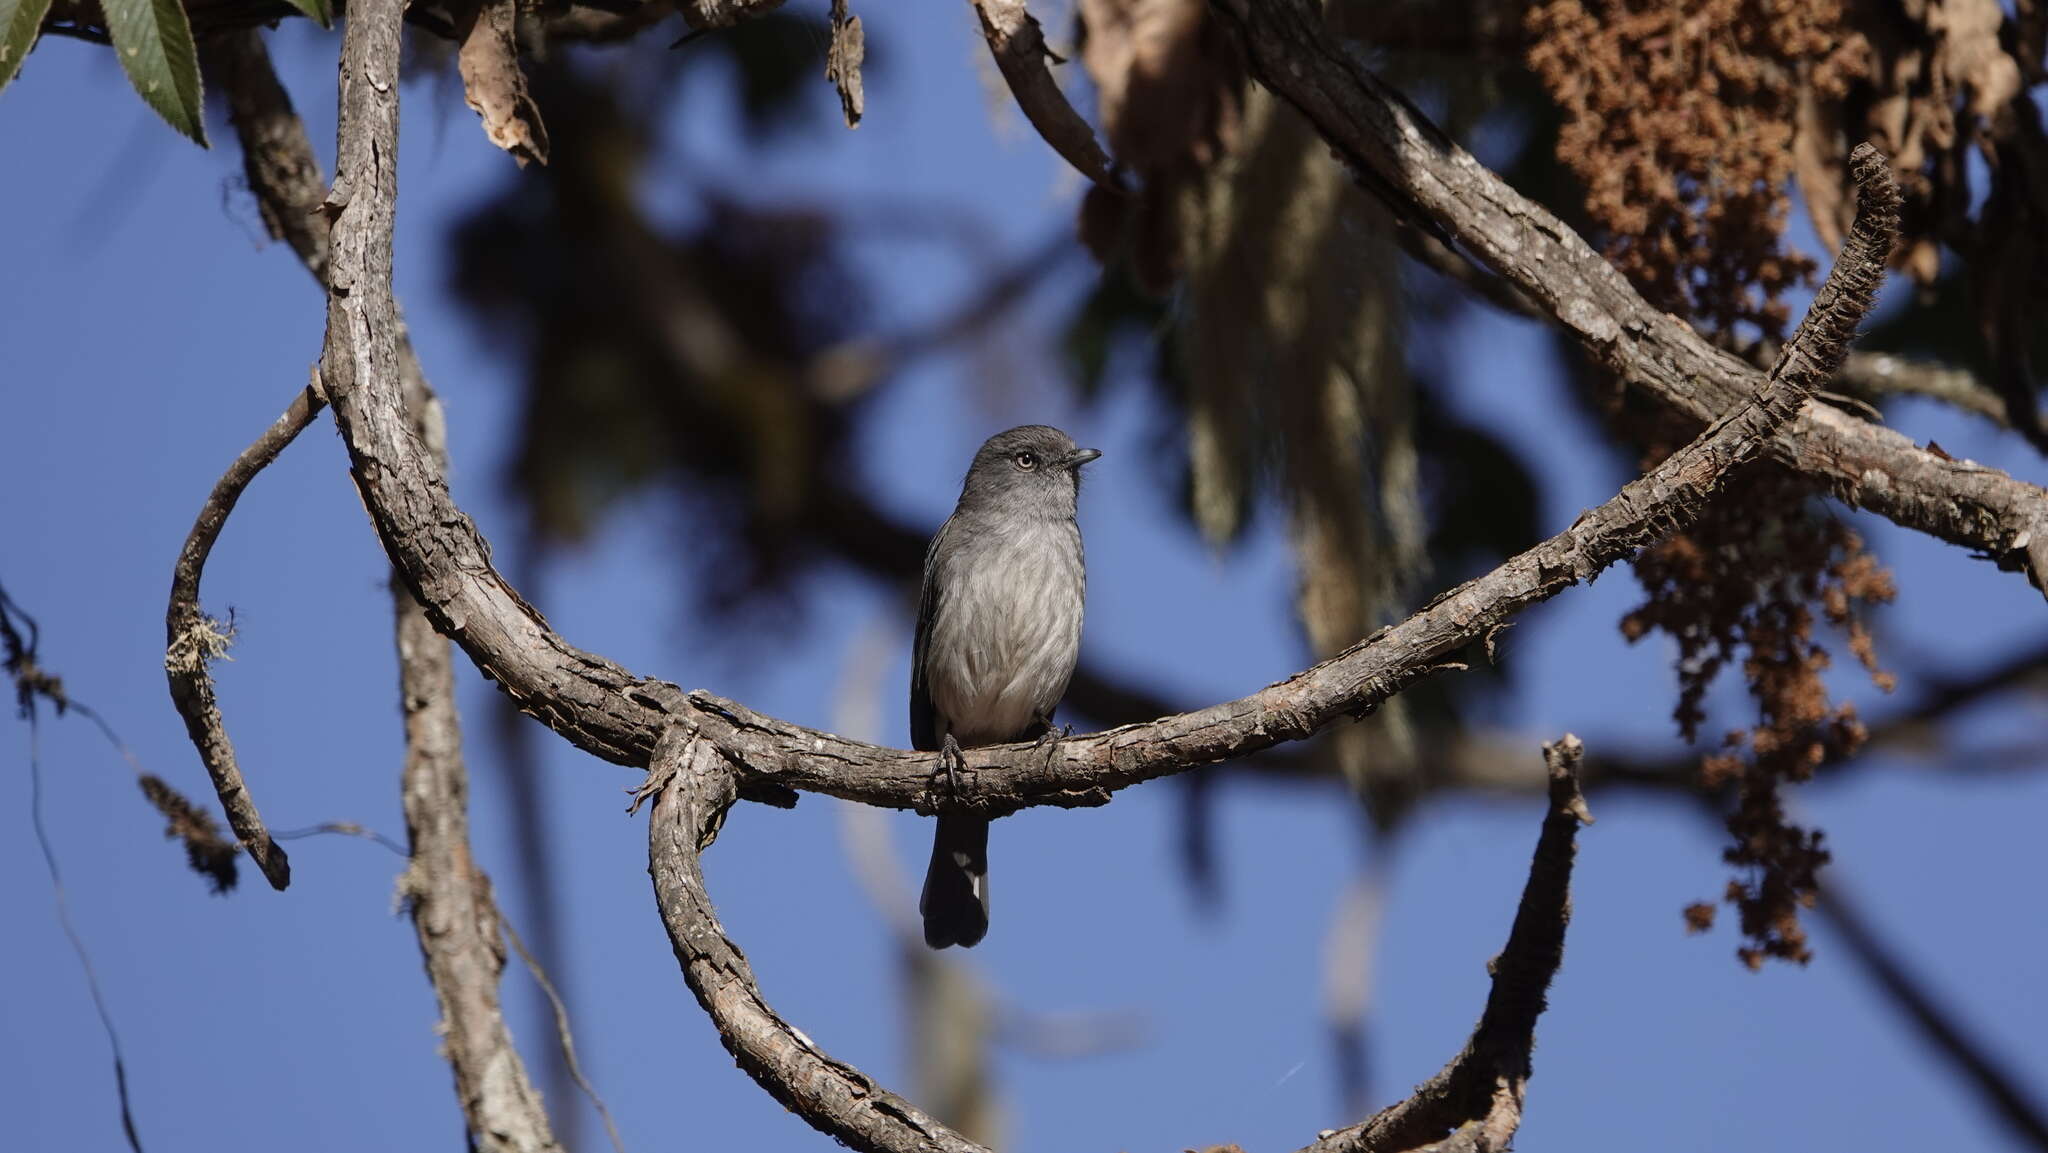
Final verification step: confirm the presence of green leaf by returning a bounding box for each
[0,0,55,94]
[101,0,207,146]
[280,0,331,29]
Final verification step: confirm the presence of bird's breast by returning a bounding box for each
[924,519,1085,746]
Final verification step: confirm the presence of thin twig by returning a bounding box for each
[1836,352,2019,428]
[163,372,327,891]
[21,702,145,1152]
[273,822,410,856]
[379,197,562,1153]
[261,812,620,1149]
[504,918,629,1153]
[0,585,150,1133]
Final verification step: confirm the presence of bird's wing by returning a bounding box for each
[908,515,952,753]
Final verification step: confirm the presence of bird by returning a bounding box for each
[912,425,1099,948]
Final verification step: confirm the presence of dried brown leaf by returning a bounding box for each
[455,0,548,167]
[826,0,863,128]
[970,0,1115,188]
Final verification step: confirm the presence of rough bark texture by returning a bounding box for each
[646,727,989,1153]
[205,16,565,1143]
[395,373,561,1153]
[162,378,322,892]
[1212,0,2048,601]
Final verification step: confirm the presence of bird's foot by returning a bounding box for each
[1032,716,1072,749]
[1032,717,1073,772]
[928,733,969,808]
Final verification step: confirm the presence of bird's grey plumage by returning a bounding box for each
[913,425,1097,948]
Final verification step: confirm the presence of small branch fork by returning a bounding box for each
[645,726,1591,1153]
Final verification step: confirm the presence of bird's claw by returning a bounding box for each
[1032,715,1072,749]
[929,734,968,807]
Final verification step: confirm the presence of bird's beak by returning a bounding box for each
[1064,448,1103,470]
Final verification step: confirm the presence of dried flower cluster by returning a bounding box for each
[1525,0,1868,336]
[138,773,241,894]
[1623,468,1895,967]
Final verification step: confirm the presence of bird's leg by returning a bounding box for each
[930,732,967,804]
[1032,712,1072,749]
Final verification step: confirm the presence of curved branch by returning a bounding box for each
[1302,736,1592,1153]
[646,726,987,1153]
[1210,0,2048,600]
[163,374,325,892]
[648,724,1590,1153]
[155,26,347,896]
[316,10,1897,811]
[967,0,1119,192]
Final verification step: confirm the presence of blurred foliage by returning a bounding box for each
[450,17,907,626]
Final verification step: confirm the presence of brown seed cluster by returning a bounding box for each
[1623,467,1895,967]
[1525,0,1868,336]
[139,774,240,894]
[1682,901,1718,933]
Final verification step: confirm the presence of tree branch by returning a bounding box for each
[1210,0,2048,600]
[393,365,562,1151]
[647,724,1590,1153]
[162,374,324,892]
[1303,736,1592,1153]
[1835,353,2020,430]
[203,29,333,281]
[645,726,988,1153]
[315,16,1897,817]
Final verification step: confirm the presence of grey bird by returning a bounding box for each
[913,425,1099,948]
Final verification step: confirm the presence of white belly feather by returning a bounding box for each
[924,518,1084,746]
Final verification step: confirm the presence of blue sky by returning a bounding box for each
[3,6,2046,1152]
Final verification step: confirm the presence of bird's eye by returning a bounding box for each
[1014,450,1039,471]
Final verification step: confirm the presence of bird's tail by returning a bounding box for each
[920,813,990,949]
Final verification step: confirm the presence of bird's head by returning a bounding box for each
[958,425,1101,520]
